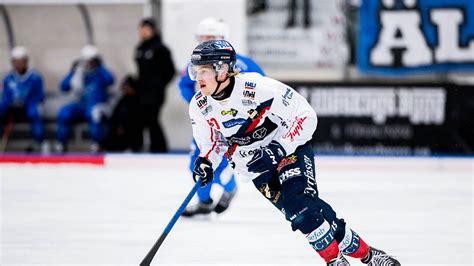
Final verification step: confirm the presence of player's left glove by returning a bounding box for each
[193,157,214,187]
[246,141,286,173]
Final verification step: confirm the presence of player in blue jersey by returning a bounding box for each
[179,17,265,217]
[1,46,47,153]
[55,45,114,153]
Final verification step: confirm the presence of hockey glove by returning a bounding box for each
[193,157,214,187]
[246,141,286,173]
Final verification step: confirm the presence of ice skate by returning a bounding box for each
[214,188,237,214]
[182,201,213,217]
[327,253,350,266]
[361,247,400,266]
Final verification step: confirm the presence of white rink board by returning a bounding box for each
[1,155,473,265]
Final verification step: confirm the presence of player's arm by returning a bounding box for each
[60,71,74,92]
[269,80,317,155]
[189,101,225,168]
[2,77,13,106]
[189,99,226,185]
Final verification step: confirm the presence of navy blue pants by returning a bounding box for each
[252,143,347,241]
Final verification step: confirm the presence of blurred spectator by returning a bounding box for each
[286,0,311,28]
[0,46,47,153]
[135,18,176,152]
[103,75,141,152]
[248,0,267,15]
[55,45,114,153]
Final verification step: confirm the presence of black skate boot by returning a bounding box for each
[327,253,350,266]
[214,188,237,214]
[361,247,400,266]
[182,200,213,217]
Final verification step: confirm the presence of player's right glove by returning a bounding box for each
[246,141,286,173]
[193,157,214,187]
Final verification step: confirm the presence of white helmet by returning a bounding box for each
[80,45,99,60]
[196,17,230,40]
[11,46,29,60]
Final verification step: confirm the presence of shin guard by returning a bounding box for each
[339,228,370,259]
[306,220,339,262]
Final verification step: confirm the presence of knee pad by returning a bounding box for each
[283,193,324,233]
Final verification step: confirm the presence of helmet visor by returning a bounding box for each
[188,64,217,81]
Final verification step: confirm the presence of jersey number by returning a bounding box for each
[207,118,220,129]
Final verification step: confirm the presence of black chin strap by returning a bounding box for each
[211,75,229,97]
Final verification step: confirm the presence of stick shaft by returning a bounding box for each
[140,180,202,266]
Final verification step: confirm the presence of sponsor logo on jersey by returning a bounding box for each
[195,91,203,100]
[252,127,267,140]
[226,117,277,147]
[247,109,258,119]
[201,105,213,116]
[277,155,298,171]
[197,96,208,109]
[280,120,289,128]
[245,81,256,90]
[229,136,252,145]
[283,116,307,142]
[303,155,317,196]
[259,183,281,204]
[242,99,256,106]
[238,147,260,158]
[221,108,238,117]
[243,89,255,99]
[223,118,247,128]
[279,167,301,183]
[282,88,294,106]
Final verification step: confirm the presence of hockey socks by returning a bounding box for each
[306,221,340,262]
[339,228,370,259]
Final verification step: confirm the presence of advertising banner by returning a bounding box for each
[287,82,474,155]
[358,0,474,74]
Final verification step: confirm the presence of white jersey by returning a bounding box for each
[189,73,318,182]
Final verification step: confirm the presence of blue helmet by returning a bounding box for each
[191,40,237,68]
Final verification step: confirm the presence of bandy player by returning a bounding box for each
[188,40,400,266]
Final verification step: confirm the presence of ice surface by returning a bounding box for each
[1,155,472,265]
